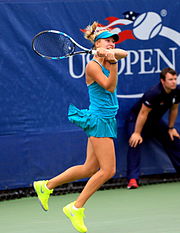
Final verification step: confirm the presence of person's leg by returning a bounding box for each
[165,137,180,173]
[127,146,142,180]
[155,121,180,172]
[126,120,142,181]
[74,136,116,208]
[34,138,99,211]
[47,138,99,189]
[63,137,115,233]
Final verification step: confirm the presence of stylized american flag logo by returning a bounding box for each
[101,11,140,43]
[82,11,180,46]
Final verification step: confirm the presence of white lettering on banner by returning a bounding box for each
[138,49,155,74]
[69,47,177,78]
[154,48,176,72]
[69,53,86,79]
[124,50,139,75]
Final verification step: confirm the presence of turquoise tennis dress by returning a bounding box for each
[68,59,119,138]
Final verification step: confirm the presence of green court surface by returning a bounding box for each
[0,182,179,233]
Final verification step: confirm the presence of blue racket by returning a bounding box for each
[32,30,96,60]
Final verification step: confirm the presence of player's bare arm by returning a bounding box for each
[86,60,118,92]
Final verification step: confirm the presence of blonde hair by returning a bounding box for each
[84,21,110,43]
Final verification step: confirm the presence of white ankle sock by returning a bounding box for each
[45,184,51,190]
[73,205,79,210]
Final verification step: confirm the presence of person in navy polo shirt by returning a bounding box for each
[126,67,180,189]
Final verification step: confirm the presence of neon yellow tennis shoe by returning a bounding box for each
[63,201,87,233]
[33,180,53,211]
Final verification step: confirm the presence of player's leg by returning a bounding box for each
[75,136,116,208]
[62,138,99,233]
[33,138,99,211]
[47,138,99,189]
[63,137,115,233]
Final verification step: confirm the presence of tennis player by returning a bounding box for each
[33,21,128,233]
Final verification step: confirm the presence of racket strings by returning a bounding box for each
[33,32,75,58]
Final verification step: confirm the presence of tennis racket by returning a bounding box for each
[32,30,96,60]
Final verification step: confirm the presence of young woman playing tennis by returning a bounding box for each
[33,21,128,233]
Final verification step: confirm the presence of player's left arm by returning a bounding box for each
[168,103,180,140]
[109,48,128,60]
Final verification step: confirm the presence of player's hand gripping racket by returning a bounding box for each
[32,30,96,60]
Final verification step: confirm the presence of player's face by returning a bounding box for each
[96,37,116,49]
[161,72,177,92]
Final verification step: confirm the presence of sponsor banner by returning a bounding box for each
[0,0,179,189]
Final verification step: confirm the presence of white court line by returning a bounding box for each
[117,93,143,98]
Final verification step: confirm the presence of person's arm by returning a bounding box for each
[109,48,128,60]
[96,48,128,60]
[168,103,180,140]
[86,52,118,93]
[129,104,152,147]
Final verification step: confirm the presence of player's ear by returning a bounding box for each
[95,40,100,48]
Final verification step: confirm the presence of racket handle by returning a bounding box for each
[91,50,97,55]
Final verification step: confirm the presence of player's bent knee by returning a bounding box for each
[109,168,116,178]
[82,165,99,177]
[101,168,116,180]
[88,168,99,177]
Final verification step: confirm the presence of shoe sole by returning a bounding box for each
[127,186,138,189]
[63,206,70,218]
[33,182,48,212]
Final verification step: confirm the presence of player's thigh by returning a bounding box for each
[84,138,99,171]
[89,137,116,170]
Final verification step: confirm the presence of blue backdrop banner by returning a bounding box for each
[0,0,179,189]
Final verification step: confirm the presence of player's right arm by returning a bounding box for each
[129,104,152,147]
[86,59,118,93]
[109,48,128,60]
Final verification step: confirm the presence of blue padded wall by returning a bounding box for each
[0,0,179,189]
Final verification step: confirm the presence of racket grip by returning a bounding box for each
[91,50,97,55]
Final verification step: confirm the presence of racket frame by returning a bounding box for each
[32,30,95,60]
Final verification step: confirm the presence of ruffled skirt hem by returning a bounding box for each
[68,104,117,138]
